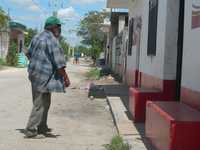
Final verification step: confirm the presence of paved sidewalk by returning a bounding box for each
[0,59,116,150]
[101,83,155,150]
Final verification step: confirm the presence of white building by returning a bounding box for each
[106,0,200,149]
[181,0,200,111]
[106,0,129,79]
[0,29,9,59]
[128,0,180,99]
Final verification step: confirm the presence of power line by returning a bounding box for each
[31,0,48,15]
[48,0,65,15]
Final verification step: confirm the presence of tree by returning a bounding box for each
[59,36,70,60]
[24,28,38,47]
[6,41,18,66]
[0,7,9,29]
[74,45,90,56]
[77,11,108,61]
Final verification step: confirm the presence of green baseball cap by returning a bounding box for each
[44,16,62,28]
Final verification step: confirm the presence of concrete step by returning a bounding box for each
[107,96,150,150]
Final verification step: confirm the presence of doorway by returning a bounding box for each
[176,0,185,100]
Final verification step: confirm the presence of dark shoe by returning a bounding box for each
[24,134,45,139]
[38,127,52,134]
[24,129,46,139]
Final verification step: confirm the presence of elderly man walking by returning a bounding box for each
[25,16,70,138]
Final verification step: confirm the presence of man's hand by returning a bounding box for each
[57,67,70,88]
[64,75,70,87]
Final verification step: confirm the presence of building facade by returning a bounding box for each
[181,0,200,111]
[106,0,200,149]
[0,28,9,59]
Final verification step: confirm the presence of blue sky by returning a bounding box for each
[0,0,107,46]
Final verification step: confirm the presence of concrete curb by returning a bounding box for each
[106,96,148,150]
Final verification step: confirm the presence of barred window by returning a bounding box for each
[147,0,158,56]
[128,18,134,56]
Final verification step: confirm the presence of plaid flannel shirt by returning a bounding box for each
[28,30,66,93]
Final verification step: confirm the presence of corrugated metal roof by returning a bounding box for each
[107,0,129,9]
[9,22,26,30]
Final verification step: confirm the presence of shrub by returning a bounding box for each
[86,67,100,80]
[6,41,18,66]
[105,135,130,150]
[0,58,6,66]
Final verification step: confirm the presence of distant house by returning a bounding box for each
[106,0,129,81]
[9,21,26,53]
[10,21,28,66]
[0,21,26,59]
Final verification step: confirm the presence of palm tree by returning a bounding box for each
[0,7,9,29]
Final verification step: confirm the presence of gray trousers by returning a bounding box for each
[26,87,51,131]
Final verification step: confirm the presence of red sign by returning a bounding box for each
[192,0,200,29]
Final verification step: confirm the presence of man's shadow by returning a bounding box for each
[16,129,61,138]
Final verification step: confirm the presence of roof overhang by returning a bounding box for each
[107,0,129,9]
[9,22,26,31]
[110,12,128,23]
[100,24,110,33]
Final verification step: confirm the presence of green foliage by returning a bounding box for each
[105,136,130,150]
[60,36,70,60]
[77,10,108,59]
[0,58,6,66]
[6,41,18,66]
[24,28,37,47]
[86,67,112,80]
[0,7,9,29]
[74,45,90,56]
[86,67,101,80]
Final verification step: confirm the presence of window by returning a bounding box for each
[128,18,134,56]
[125,16,129,27]
[147,0,158,56]
[19,40,23,53]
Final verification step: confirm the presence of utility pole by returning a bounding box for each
[48,0,64,16]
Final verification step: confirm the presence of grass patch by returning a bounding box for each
[86,67,101,80]
[86,67,113,80]
[0,58,6,66]
[0,58,7,70]
[105,135,130,150]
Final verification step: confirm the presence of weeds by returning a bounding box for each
[6,41,18,66]
[0,58,6,66]
[86,67,100,80]
[105,135,130,150]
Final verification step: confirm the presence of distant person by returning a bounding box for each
[25,16,70,138]
[91,55,96,65]
[73,52,80,64]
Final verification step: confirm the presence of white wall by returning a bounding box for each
[128,0,179,80]
[112,36,117,70]
[0,32,9,59]
[127,0,144,72]
[118,16,126,34]
[182,0,200,90]
[139,0,166,79]
[163,0,180,79]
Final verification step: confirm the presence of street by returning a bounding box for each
[0,60,116,150]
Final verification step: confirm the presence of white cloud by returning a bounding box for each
[9,0,41,12]
[12,13,47,22]
[70,0,105,5]
[29,5,40,12]
[62,29,81,46]
[57,7,80,20]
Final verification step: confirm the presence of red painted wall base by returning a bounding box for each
[181,87,200,111]
[129,87,163,122]
[128,70,177,122]
[146,101,200,150]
